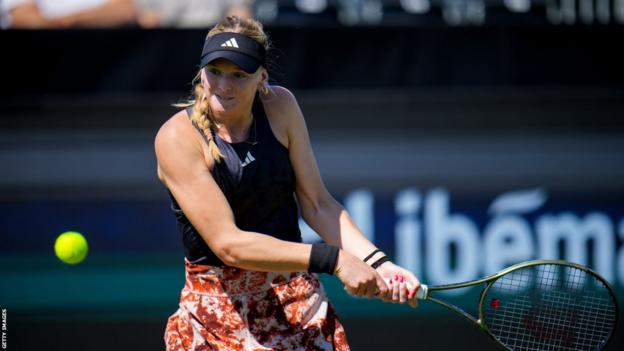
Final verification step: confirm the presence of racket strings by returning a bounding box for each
[482,264,616,351]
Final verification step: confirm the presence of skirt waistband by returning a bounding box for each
[183,258,309,297]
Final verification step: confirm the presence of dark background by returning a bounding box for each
[2,5,624,350]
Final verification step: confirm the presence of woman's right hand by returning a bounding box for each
[334,250,389,299]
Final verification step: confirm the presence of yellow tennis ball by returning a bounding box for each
[54,231,88,264]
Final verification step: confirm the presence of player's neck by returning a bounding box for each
[215,110,253,143]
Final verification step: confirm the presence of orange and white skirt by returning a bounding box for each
[165,259,350,350]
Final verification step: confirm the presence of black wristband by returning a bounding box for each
[370,255,391,269]
[308,243,340,275]
[363,249,382,263]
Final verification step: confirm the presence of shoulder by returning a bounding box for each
[155,109,212,183]
[261,85,300,114]
[155,110,189,147]
[261,86,305,148]
[261,86,304,128]
[155,109,202,159]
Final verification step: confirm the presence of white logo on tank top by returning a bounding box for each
[241,151,255,167]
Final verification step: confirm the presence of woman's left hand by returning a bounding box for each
[375,261,421,308]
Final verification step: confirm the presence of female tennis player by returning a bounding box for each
[156,16,421,350]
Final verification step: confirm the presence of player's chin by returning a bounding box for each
[210,104,232,114]
[210,99,237,112]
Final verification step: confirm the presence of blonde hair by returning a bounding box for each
[176,16,270,161]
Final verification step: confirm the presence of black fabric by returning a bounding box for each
[370,256,390,269]
[308,243,339,275]
[169,96,301,265]
[363,249,382,263]
[200,32,266,73]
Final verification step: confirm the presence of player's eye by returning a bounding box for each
[207,67,221,76]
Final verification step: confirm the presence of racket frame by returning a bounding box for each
[416,259,620,350]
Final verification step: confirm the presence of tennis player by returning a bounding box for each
[156,16,421,350]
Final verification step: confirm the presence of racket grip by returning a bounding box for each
[383,279,428,299]
[416,284,428,299]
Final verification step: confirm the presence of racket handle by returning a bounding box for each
[416,284,428,300]
[383,279,429,299]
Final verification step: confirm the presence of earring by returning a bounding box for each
[260,85,269,96]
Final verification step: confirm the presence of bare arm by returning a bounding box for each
[6,4,48,28]
[155,110,386,298]
[271,87,421,304]
[8,0,138,29]
[155,111,311,272]
[225,4,252,20]
[269,87,377,261]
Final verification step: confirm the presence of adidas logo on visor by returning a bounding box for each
[221,38,239,48]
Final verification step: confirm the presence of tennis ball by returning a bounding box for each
[54,231,88,264]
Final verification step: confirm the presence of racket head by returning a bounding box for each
[478,260,619,351]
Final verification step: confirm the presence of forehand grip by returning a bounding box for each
[382,279,429,299]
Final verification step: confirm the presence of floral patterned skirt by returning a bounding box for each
[164,259,350,351]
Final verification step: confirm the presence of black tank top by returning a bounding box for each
[168,95,302,265]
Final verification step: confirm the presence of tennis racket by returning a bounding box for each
[412,259,619,351]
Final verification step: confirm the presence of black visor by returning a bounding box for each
[200,32,266,73]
